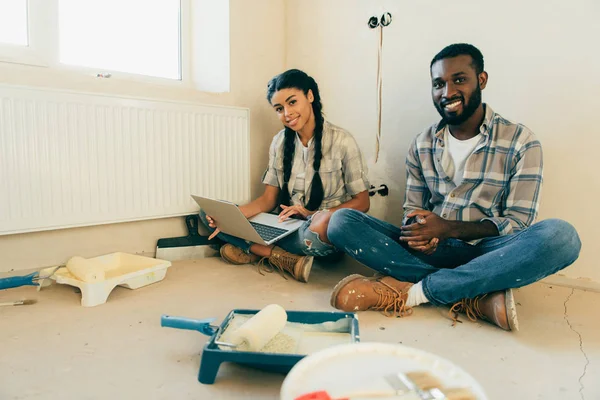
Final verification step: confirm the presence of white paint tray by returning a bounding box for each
[51,252,171,307]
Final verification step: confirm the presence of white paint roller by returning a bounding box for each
[66,256,106,283]
[230,304,288,351]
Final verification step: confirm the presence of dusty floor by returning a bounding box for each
[1,257,598,400]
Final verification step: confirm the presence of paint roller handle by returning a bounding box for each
[161,315,217,336]
[0,272,38,290]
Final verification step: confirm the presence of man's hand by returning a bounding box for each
[402,213,439,254]
[278,204,314,221]
[406,237,439,255]
[400,210,454,243]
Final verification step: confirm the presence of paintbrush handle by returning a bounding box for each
[0,273,38,290]
[0,301,22,306]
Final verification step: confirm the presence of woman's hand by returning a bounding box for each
[278,204,314,221]
[205,215,221,240]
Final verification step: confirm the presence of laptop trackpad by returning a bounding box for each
[249,213,304,231]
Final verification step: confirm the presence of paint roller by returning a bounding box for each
[0,256,107,290]
[65,256,106,283]
[227,304,288,351]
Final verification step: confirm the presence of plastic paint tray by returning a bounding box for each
[52,252,171,307]
[161,309,360,384]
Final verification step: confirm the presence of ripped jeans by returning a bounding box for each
[199,210,341,260]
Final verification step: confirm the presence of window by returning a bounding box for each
[59,0,181,80]
[0,0,187,82]
[0,0,28,46]
[0,0,230,91]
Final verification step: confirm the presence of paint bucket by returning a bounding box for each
[280,342,488,400]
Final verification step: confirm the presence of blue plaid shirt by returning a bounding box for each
[403,104,543,239]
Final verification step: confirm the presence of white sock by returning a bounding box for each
[406,281,430,307]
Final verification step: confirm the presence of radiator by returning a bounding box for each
[0,85,250,235]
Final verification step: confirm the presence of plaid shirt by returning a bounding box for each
[404,104,543,239]
[263,121,370,209]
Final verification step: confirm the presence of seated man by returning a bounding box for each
[326,43,581,331]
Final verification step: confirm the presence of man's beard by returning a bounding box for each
[435,84,482,125]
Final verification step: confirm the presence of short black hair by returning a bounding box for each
[430,43,484,75]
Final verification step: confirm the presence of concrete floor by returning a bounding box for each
[1,257,598,400]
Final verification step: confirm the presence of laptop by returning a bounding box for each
[191,195,305,246]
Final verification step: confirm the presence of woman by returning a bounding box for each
[201,69,369,282]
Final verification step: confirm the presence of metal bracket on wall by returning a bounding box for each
[369,184,389,197]
[367,13,392,29]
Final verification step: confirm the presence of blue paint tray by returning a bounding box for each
[161,309,360,384]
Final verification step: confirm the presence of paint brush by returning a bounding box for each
[296,371,440,399]
[0,299,37,307]
[295,371,477,400]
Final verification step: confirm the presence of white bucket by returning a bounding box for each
[280,342,488,400]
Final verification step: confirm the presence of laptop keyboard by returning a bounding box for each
[250,222,289,242]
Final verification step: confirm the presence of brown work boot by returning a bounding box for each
[219,244,260,265]
[330,274,414,317]
[264,246,313,282]
[449,289,519,331]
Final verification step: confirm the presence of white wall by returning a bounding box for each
[286,0,599,282]
[0,0,286,273]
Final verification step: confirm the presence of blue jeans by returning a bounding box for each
[327,209,582,306]
[199,210,341,260]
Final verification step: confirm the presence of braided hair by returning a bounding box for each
[266,69,325,211]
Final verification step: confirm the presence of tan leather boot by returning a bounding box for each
[330,274,414,317]
[219,244,260,265]
[449,289,519,331]
[265,246,313,283]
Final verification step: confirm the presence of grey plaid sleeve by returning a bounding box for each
[262,134,280,187]
[342,135,370,195]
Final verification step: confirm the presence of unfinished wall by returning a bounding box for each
[0,0,286,273]
[285,0,599,283]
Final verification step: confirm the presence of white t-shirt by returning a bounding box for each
[444,128,481,186]
[292,135,313,195]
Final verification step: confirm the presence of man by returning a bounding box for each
[326,43,581,331]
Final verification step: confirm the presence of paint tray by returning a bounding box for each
[52,252,171,307]
[161,309,360,384]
